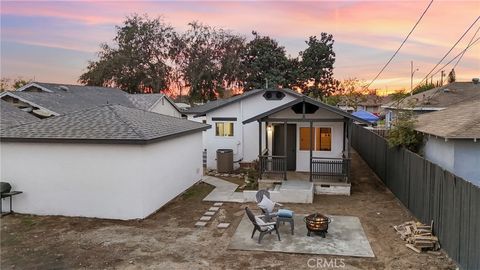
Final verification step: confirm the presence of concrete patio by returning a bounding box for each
[229,214,375,258]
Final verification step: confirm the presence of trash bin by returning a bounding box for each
[217,149,233,173]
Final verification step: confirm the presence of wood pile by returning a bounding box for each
[393,221,440,253]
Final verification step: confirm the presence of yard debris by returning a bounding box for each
[393,221,440,253]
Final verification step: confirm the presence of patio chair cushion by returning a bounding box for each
[277,209,294,218]
[257,195,275,213]
[254,216,274,230]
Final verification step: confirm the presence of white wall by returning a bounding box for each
[0,132,203,220]
[150,98,182,118]
[295,122,345,172]
[424,137,455,173]
[204,92,297,169]
[453,140,480,185]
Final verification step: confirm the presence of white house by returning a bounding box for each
[415,99,480,186]
[0,105,209,220]
[185,89,368,192]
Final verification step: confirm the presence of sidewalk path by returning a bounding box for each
[202,176,244,203]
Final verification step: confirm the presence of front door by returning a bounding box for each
[273,124,296,171]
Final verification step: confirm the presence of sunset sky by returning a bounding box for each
[1,0,479,93]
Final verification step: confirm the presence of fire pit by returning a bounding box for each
[304,213,331,237]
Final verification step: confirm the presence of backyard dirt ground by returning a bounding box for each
[1,152,457,270]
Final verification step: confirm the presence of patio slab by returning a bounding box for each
[228,214,375,258]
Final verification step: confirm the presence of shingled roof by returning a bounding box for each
[383,82,480,111]
[415,99,480,139]
[0,100,40,129]
[5,82,136,115]
[127,93,181,113]
[1,105,210,144]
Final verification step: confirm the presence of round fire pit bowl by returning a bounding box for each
[304,213,331,237]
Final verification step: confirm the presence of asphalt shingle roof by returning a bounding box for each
[10,82,136,115]
[1,100,40,129]
[383,82,480,110]
[1,105,210,143]
[127,93,164,111]
[415,99,480,139]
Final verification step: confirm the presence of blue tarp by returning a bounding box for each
[352,110,379,123]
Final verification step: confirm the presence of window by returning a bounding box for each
[299,127,312,150]
[299,127,332,151]
[316,128,331,151]
[215,122,234,137]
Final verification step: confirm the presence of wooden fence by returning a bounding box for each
[351,124,479,270]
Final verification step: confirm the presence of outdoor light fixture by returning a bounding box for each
[267,125,272,133]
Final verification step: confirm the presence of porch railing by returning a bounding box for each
[259,155,287,180]
[310,157,350,182]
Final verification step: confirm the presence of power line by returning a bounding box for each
[415,16,480,88]
[429,36,480,78]
[364,0,434,90]
[453,26,480,70]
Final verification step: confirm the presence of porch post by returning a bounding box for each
[258,120,262,180]
[283,121,287,181]
[265,121,269,154]
[258,120,262,157]
[309,121,313,182]
[343,119,346,154]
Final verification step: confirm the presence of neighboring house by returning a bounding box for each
[337,94,392,114]
[383,81,480,127]
[0,100,40,129]
[415,99,480,186]
[0,105,210,219]
[127,93,182,118]
[186,88,368,194]
[0,82,182,118]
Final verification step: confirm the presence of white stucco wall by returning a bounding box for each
[204,92,297,169]
[0,132,203,220]
[150,98,182,118]
[453,140,480,185]
[424,137,455,173]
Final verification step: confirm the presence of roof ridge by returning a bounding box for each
[107,106,148,140]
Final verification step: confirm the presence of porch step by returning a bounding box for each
[314,181,351,196]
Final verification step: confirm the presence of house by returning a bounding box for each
[186,89,368,194]
[0,82,183,118]
[337,94,392,114]
[383,81,480,127]
[127,93,182,118]
[415,99,480,186]
[0,105,209,219]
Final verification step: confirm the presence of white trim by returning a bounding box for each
[1,92,60,116]
[16,83,54,93]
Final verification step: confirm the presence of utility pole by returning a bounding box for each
[410,61,419,96]
[440,70,445,86]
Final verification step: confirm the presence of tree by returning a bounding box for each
[79,14,175,93]
[448,68,456,83]
[173,22,246,102]
[241,32,290,90]
[387,111,423,152]
[0,77,32,91]
[299,34,336,98]
[337,78,366,111]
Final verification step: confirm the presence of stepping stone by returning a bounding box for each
[209,207,220,211]
[199,216,212,221]
[213,202,224,207]
[217,223,230,229]
[204,211,216,216]
[195,221,207,227]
